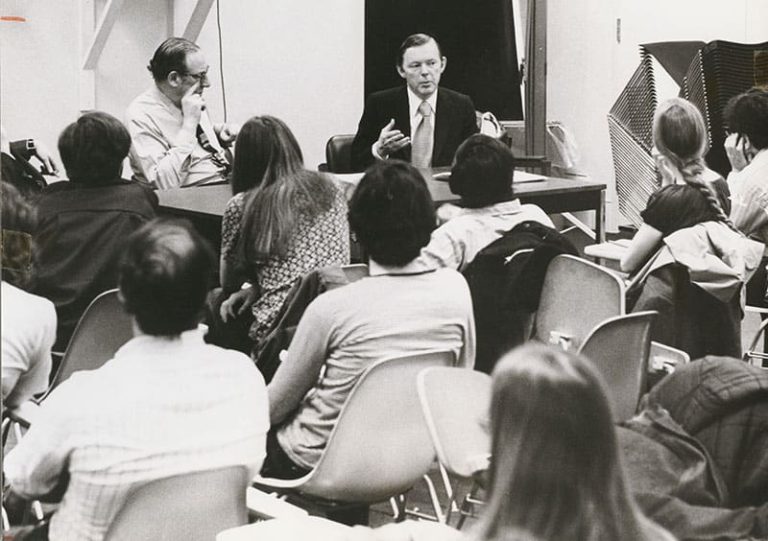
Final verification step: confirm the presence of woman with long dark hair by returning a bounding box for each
[218,116,349,349]
[474,343,674,541]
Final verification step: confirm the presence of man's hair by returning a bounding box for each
[119,219,215,336]
[449,134,515,208]
[1,182,37,288]
[147,37,200,82]
[397,33,442,67]
[58,111,131,185]
[348,161,435,266]
[724,87,768,150]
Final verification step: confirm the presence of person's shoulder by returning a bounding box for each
[367,86,406,104]
[438,87,475,107]
[2,282,55,318]
[202,343,267,385]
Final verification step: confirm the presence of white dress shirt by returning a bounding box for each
[4,327,269,541]
[418,199,554,271]
[371,88,439,160]
[125,86,226,189]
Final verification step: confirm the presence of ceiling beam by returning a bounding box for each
[82,0,126,70]
[181,0,215,43]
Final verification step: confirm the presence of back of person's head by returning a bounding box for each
[449,134,515,208]
[1,182,37,288]
[235,116,337,261]
[58,111,131,185]
[118,219,214,336]
[348,161,435,266]
[476,343,662,541]
[653,97,735,230]
[724,87,768,150]
[231,115,304,195]
[147,37,200,82]
[653,97,708,179]
[397,33,441,67]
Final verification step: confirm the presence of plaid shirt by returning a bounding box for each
[4,328,269,541]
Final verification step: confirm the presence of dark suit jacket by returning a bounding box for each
[350,86,478,171]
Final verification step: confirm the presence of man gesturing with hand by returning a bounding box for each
[126,37,239,189]
[350,33,478,171]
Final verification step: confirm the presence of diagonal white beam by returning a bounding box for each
[181,0,215,43]
[82,0,127,70]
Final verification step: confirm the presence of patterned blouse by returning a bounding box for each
[221,179,350,344]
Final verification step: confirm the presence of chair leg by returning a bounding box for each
[438,463,459,518]
[456,482,481,530]
[391,494,406,523]
[422,474,446,523]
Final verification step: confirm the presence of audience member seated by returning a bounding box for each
[621,97,734,274]
[263,161,475,486]
[725,89,768,320]
[252,343,671,540]
[621,98,762,357]
[1,126,58,199]
[350,33,478,171]
[4,219,269,541]
[214,116,349,352]
[418,134,554,270]
[32,112,157,352]
[1,183,55,408]
[125,37,239,188]
[469,343,673,541]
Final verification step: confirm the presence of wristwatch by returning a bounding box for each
[24,139,36,153]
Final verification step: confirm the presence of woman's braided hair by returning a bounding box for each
[653,98,738,232]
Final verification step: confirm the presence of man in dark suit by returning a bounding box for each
[350,33,478,171]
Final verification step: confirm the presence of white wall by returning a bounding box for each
[548,0,768,230]
[0,0,81,160]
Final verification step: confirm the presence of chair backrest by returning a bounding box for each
[325,134,356,174]
[535,254,625,351]
[417,367,492,478]
[106,466,248,541]
[578,311,656,421]
[301,350,456,502]
[49,289,133,391]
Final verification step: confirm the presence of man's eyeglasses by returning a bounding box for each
[182,69,209,83]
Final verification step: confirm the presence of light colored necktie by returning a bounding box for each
[411,100,434,168]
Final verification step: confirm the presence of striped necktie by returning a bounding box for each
[411,100,434,168]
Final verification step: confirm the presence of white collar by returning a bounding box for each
[369,258,435,276]
[407,87,438,119]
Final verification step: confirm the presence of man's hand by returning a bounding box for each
[220,286,258,323]
[216,123,240,147]
[180,82,205,128]
[725,132,749,173]
[33,140,59,175]
[375,119,410,158]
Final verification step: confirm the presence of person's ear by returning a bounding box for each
[439,56,447,73]
[167,71,183,88]
[396,63,406,80]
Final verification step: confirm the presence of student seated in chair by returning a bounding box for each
[4,219,269,541]
[263,161,475,484]
[418,134,554,270]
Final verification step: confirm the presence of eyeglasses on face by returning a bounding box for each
[182,69,209,83]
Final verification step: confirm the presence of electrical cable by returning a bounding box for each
[216,0,227,122]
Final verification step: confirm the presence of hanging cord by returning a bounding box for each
[216,0,227,122]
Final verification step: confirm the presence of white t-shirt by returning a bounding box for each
[1,281,56,407]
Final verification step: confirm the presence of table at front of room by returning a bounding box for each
[157,171,608,245]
